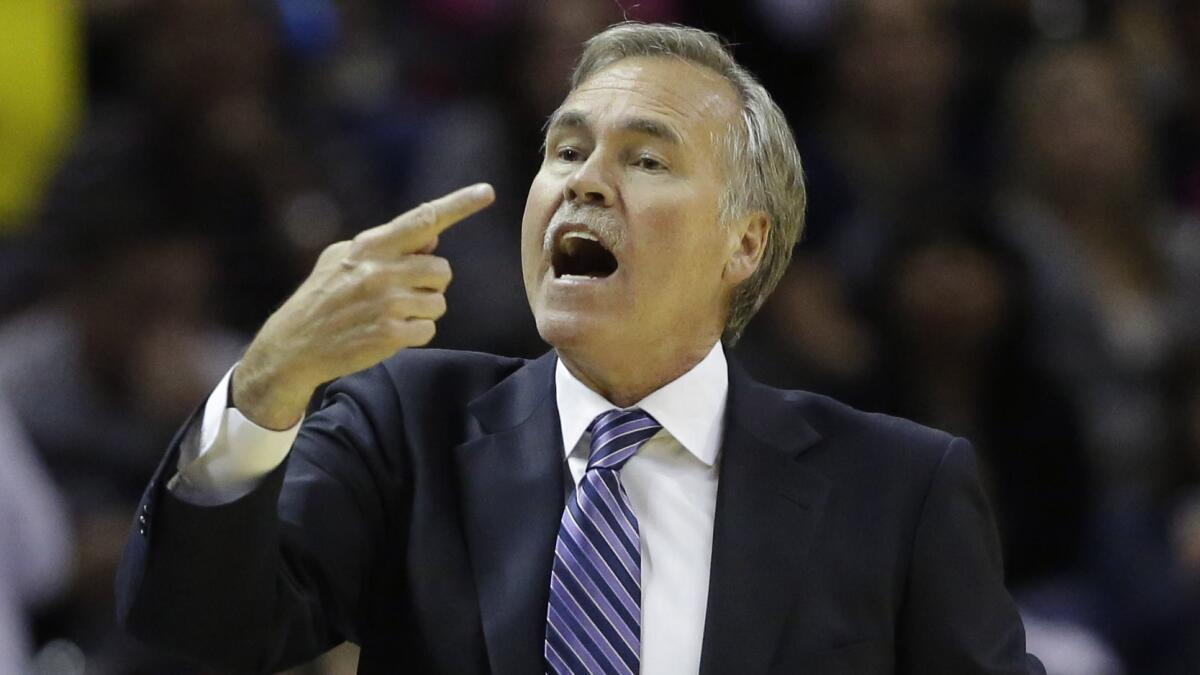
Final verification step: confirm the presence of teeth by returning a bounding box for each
[562,230,599,242]
[560,273,598,280]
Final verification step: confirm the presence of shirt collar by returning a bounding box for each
[554,342,728,466]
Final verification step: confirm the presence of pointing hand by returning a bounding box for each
[232,184,496,429]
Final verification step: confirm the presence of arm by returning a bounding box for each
[115,184,494,672]
[167,365,301,506]
[116,364,397,673]
[897,437,1045,675]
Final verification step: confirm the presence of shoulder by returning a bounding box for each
[380,348,528,387]
[742,376,961,481]
[800,391,956,454]
[312,348,540,446]
[757,386,984,536]
[319,348,532,406]
[333,348,533,407]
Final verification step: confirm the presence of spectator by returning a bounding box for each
[0,124,242,673]
[0,395,71,673]
[999,41,1200,495]
[867,219,1092,590]
[738,0,969,397]
[802,0,966,263]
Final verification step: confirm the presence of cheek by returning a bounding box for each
[521,173,560,254]
[629,201,727,284]
[629,204,685,264]
[628,180,718,244]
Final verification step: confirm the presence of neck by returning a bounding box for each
[557,338,719,408]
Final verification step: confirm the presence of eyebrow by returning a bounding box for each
[545,110,684,146]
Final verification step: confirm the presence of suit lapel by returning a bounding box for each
[454,352,564,675]
[699,361,830,675]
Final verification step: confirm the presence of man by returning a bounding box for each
[117,22,1044,674]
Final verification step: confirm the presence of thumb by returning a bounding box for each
[414,235,439,255]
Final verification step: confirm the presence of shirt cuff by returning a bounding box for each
[169,364,303,506]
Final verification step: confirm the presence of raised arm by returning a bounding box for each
[234,183,494,430]
[115,185,494,672]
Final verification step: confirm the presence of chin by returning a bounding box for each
[533,307,613,354]
[534,311,589,349]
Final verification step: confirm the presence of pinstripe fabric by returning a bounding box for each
[545,409,662,675]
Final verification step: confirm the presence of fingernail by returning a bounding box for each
[471,183,493,199]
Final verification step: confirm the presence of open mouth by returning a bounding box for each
[552,230,618,280]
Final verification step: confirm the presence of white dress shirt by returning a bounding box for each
[171,343,728,674]
[555,343,725,674]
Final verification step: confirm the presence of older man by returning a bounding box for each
[117,23,1043,675]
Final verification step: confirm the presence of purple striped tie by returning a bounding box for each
[544,409,662,675]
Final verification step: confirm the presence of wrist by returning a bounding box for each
[230,356,310,431]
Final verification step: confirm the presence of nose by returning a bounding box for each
[563,155,616,207]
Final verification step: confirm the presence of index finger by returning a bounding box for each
[357,183,495,256]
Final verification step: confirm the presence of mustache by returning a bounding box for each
[544,205,623,251]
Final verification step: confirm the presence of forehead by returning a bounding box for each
[553,56,740,139]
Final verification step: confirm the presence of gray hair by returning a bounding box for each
[569,22,807,345]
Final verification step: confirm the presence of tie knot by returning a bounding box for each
[586,409,661,471]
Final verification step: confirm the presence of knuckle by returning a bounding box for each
[357,263,388,292]
[385,296,409,318]
[393,319,435,346]
[319,240,351,264]
[412,293,443,319]
[427,257,453,286]
[400,256,452,288]
[430,294,447,317]
[392,292,444,319]
[383,318,410,344]
[414,201,438,228]
[353,258,374,279]
[351,230,377,251]
[413,319,437,344]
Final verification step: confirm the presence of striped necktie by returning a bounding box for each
[545,409,662,675]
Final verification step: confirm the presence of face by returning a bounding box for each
[892,241,1009,356]
[522,57,757,366]
[838,0,956,119]
[1023,51,1147,193]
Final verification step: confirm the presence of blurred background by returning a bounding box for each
[1,0,1198,673]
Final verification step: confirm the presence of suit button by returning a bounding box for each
[139,526,147,537]
[138,514,148,527]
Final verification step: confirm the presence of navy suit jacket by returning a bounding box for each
[116,349,1044,674]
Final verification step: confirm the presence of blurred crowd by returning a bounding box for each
[1,0,1199,673]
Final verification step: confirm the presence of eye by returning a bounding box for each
[556,146,583,162]
[634,155,666,171]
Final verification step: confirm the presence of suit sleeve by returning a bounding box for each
[169,364,302,506]
[115,364,401,674]
[897,437,1046,675]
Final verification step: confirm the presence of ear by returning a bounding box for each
[723,211,770,286]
